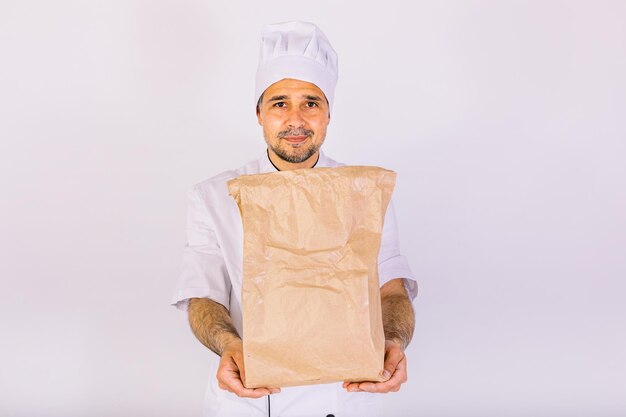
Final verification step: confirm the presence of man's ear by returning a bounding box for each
[256,107,263,126]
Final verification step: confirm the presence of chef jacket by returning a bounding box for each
[172,150,417,417]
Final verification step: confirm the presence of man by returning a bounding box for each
[172,21,418,416]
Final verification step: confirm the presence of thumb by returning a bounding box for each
[382,346,404,380]
[232,352,247,387]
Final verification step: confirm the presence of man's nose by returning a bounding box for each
[286,107,305,127]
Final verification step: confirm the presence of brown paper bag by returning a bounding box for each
[227,166,396,388]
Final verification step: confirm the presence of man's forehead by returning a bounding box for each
[263,78,326,98]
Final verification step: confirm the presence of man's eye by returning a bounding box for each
[306,102,318,107]
[273,102,286,107]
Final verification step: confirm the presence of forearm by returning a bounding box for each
[381,279,415,350]
[188,298,241,356]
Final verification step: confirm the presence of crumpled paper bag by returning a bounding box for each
[227,166,396,388]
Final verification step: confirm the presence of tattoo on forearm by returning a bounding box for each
[381,291,415,350]
[188,298,241,356]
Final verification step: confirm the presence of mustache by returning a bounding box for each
[278,128,314,138]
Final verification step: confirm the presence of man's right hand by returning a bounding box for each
[216,339,281,398]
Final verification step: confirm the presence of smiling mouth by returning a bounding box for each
[283,135,308,144]
[278,128,314,144]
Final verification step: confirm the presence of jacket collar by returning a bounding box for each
[259,149,329,174]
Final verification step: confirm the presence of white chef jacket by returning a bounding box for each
[172,150,417,417]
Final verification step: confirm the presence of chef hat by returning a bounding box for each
[255,21,339,111]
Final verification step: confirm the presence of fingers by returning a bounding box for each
[217,351,281,398]
[218,376,271,398]
[230,349,281,396]
[343,381,363,392]
[343,352,408,394]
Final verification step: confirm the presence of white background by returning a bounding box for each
[1,1,625,416]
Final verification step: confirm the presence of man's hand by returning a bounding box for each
[217,339,281,398]
[343,278,415,394]
[342,340,407,393]
[188,298,280,398]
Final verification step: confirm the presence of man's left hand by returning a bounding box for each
[342,340,407,393]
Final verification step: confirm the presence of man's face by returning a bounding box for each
[256,78,330,165]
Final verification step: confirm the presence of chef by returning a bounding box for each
[172,21,418,417]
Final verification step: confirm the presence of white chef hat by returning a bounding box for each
[255,21,339,111]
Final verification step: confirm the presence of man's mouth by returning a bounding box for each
[283,135,308,144]
[278,128,314,144]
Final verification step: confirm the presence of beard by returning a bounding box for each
[269,141,320,163]
[267,127,323,164]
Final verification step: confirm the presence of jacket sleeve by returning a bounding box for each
[171,185,232,311]
[377,199,418,300]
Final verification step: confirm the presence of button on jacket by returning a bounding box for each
[172,150,417,417]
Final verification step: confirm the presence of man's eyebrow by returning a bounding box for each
[267,94,323,102]
[268,95,289,102]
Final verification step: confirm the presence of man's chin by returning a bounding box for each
[275,148,317,164]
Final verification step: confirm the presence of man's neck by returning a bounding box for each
[267,149,320,171]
